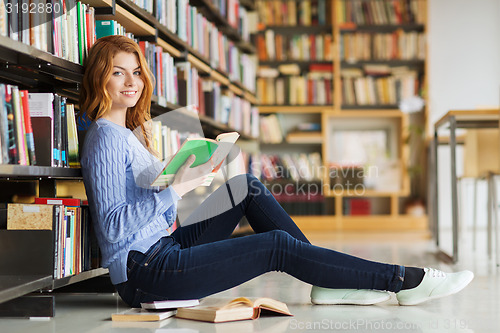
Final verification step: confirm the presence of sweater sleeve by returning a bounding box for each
[82,127,181,244]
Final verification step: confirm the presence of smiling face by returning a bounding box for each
[105,51,144,113]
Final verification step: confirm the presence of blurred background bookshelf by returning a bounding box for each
[252,0,428,231]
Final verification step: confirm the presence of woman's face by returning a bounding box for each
[105,51,144,112]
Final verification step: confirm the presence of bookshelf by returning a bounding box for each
[255,0,428,231]
[0,0,259,316]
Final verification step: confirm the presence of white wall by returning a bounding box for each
[428,0,500,129]
[428,0,500,237]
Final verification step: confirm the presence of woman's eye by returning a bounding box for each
[134,71,141,76]
[113,71,123,76]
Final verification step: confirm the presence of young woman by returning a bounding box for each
[79,35,473,308]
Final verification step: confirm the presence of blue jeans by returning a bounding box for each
[115,174,404,307]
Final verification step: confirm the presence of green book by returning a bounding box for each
[151,132,239,187]
[77,2,86,65]
[96,20,116,39]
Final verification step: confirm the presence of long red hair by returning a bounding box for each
[79,35,155,148]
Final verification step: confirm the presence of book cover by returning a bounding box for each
[175,297,292,323]
[151,132,239,187]
[29,93,54,166]
[95,20,115,39]
[66,104,80,167]
[5,85,19,164]
[112,308,176,322]
[11,86,28,165]
[0,84,9,163]
[7,203,55,230]
[35,197,81,207]
[20,90,36,165]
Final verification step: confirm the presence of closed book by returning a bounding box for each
[112,308,176,322]
[29,93,54,166]
[95,20,115,39]
[20,90,36,165]
[141,299,199,310]
[5,85,19,164]
[11,86,27,165]
[0,84,9,163]
[66,104,80,167]
[35,197,81,207]
[7,203,55,230]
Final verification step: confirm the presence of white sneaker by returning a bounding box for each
[396,268,474,306]
[310,286,391,305]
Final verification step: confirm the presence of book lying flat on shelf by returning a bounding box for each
[175,297,292,323]
[151,132,240,187]
[111,308,176,322]
[141,299,200,310]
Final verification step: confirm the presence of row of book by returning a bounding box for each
[341,67,419,105]
[257,75,333,106]
[175,62,259,137]
[204,82,260,138]
[254,152,324,183]
[157,0,251,43]
[256,31,333,62]
[0,0,98,65]
[140,40,178,105]
[207,0,248,34]
[149,121,202,164]
[6,198,101,279]
[340,31,426,61]
[0,84,79,167]
[336,0,426,26]
[0,0,257,95]
[271,188,325,216]
[256,0,332,27]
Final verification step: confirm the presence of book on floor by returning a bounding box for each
[111,308,176,322]
[151,132,240,187]
[141,299,200,310]
[175,297,292,323]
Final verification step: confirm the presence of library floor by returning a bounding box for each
[2,229,500,333]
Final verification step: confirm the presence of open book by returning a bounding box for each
[151,132,240,187]
[175,297,292,323]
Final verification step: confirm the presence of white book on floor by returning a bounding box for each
[141,299,200,310]
[111,308,176,322]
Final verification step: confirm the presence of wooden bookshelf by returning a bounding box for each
[255,0,428,231]
[0,0,259,316]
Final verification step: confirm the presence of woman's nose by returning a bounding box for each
[125,73,136,86]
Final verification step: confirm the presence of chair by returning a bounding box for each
[461,128,500,265]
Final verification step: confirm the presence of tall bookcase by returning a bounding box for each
[255,0,428,231]
[0,0,258,316]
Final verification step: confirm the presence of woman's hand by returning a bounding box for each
[170,155,214,197]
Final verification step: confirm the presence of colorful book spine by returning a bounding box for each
[20,90,36,165]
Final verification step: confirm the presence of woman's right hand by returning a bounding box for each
[170,155,214,197]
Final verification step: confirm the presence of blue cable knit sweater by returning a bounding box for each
[81,118,180,284]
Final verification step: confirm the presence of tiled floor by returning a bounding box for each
[1,229,499,333]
